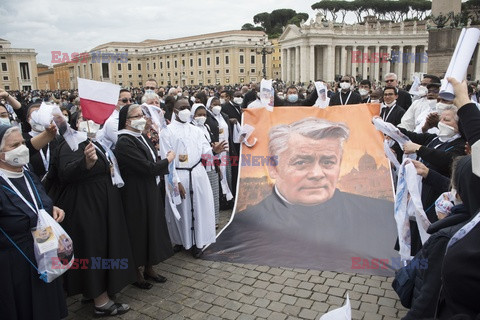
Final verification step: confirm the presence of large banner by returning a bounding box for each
[204,104,399,276]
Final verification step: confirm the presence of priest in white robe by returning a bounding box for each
[159,98,226,258]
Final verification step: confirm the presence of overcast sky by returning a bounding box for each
[1,0,321,66]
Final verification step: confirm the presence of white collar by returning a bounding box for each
[274,185,292,205]
[0,167,24,178]
[117,129,142,137]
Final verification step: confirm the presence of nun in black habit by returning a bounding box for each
[52,111,135,317]
[114,104,175,289]
[0,124,67,320]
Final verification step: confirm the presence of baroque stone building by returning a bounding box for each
[0,39,38,90]
[279,15,431,84]
[66,30,273,89]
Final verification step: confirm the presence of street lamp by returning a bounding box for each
[255,35,273,79]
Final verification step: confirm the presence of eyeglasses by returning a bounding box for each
[340,80,350,83]
[128,114,144,119]
[119,98,133,103]
[144,86,156,90]
[385,79,395,83]
[383,93,395,96]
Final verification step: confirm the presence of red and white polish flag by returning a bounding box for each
[78,77,120,125]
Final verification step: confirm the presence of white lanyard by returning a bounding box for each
[382,104,396,122]
[39,144,50,172]
[139,135,157,162]
[0,171,40,215]
[366,96,371,103]
[339,91,352,105]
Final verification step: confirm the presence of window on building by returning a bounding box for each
[190,59,193,67]
[174,60,177,68]
[147,63,149,71]
[128,74,132,78]
[90,64,93,77]
[118,64,122,71]
[182,60,185,67]
[240,68,244,73]
[207,79,211,84]
[153,62,156,69]
[207,70,211,75]
[207,57,210,66]
[251,68,256,73]
[128,63,132,71]
[251,56,255,64]
[102,63,109,79]
[225,69,229,74]
[3,76,8,81]
[139,82,142,86]
[225,56,229,64]
[19,63,30,80]
[4,86,9,90]
[191,80,194,84]
[167,61,170,68]
[118,75,122,78]
[160,62,163,69]
[0,56,5,59]
[240,55,244,64]
[1,63,7,72]
[215,57,219,65]
[137,63,141,71]
[190,71,193,76]
[198,58,202,67]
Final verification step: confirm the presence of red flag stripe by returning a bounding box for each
[79,98,116,125]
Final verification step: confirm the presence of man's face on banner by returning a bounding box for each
[269,134,342,206]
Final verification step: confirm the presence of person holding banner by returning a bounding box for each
[52,111,136,317]
[436,77,480,319]
[0,124,68,320]
[115,104,175,289]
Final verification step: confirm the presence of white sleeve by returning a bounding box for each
[159,128,180,184]
[472,140,480,177]
[398,102,416,131]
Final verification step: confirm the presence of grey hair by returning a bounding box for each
[440,104,459,122]
[0,127,20,151]
[141,92,160,104]
[168,87,177,95]
[127,104,142,117]
[268,117,350,157]
[384,73,397,80]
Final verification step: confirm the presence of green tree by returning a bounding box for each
[241,23,264,31]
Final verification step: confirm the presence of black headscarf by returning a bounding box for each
[453,155,480,216]
[0,124,13,145]
[118,104,136,131]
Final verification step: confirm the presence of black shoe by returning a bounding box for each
[192,246,203,259]
[173,244,183,253]
[144,272,167,283]
[94,302,130,317]
[132,281,153,290]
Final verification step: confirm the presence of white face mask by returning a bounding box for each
[177,109,191,122]
[145,89,155,95]
[3,144,29,167]
[78,120,100,138]
[417,86,428,97]
[359,88,369,96]
[219,98,226,105]
[451,188,463,205]
[194,116,206,126]
[384,100,396,108]
[0,118,10,126]
[437,121,457,139]
[233,97,243,105]
[177,92,183,98]
[130,118,147,131]
[212,106,222,115]
[29,119,45,132]
[340,82,351,90]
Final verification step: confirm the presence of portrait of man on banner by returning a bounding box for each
[204,105,398,275]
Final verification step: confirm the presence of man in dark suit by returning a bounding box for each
[381,86,406,126]
[329,76,362,106]
[205,117,397,274]
[384,73,412,110]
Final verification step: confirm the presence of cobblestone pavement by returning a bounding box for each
[66,210,407,320]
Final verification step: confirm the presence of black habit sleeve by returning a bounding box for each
[458,103,480,146]
[115,135,169,177]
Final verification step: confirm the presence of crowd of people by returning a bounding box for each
[0,71,479,319]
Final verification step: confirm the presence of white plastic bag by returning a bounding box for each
[31,209,74,283]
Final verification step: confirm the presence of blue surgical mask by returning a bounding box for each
[287,94,298,103]
[0,117,10,126]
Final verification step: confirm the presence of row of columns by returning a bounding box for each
[282,44,429,84]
